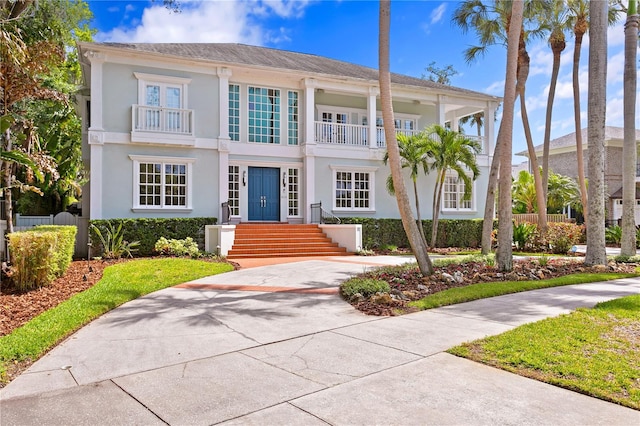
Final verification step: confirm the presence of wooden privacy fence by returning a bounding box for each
[512,213,569,226]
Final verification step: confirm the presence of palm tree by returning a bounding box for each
[424,124,481,248]
[383,133,430,247]
[540,1,568,202]
[454,0,547,238]
[621,0,638,256]
[585,0,607,266]
[547,171,581,214]
[496,0,523,271]
[379,0,433,275]
[512,170,537,214]
[459,112,483,137]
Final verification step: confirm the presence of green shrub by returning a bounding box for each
[90,217,216,256]
[546,222,583,254]
[338,218,493,249]
[91,222,140,259]
[32,225,77,275]
[154,237,200,258]
[6,226,76,291]
[605,225,622,246]
[340,278,390,298]
[513,222,536,250]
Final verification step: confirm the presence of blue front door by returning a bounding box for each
[248,167,280,221]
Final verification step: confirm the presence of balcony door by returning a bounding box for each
[144,84,182,132]
[321,111,348,143]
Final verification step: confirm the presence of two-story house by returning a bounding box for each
[77,43,499,255]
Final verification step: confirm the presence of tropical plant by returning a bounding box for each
[605,225,622,246]
[91,223,140,259]
[459,112,484,138]
[423,124,481,248]
[154,237,200,258]
[512,170,537,214]
[383,133,430,246]
[379,0,433,275]
[621,0,638,256]
[547,170,581,213]
[513,222,536,250]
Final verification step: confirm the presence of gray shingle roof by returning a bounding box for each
[609,183,640,199]
[516,126,640,157]
[84,42,497,100]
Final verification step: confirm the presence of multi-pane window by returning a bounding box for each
[131,155,193,210]
[288,91,299,145]
[288,168,299,216]
[228,165,240,215]
[443,175,473,210]
[229,84,240,141]
[248,86,280,144]
[335,170,371,210]
[134,73,191,136]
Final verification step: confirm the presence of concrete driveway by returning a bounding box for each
[1,255,639,425]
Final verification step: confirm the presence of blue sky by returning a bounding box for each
[86,0,634,163]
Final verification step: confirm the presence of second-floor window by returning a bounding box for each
[288,91,299,145]
[229,84,240,141]
[248,86,280,144]
[134,73,191,135]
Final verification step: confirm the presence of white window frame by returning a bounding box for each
[228,165,241,216]
[229,84,241,142]
[442,172,476,212]
[134,72,191,109]
[248,85,281,144]
[130,155,194,212]
[329,165,377,212]
[287,167,301,217]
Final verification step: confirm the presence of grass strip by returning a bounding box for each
[409,272,639,310]
[448,294,640,410]
[0,258,233,381]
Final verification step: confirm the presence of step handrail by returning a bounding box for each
[310,202,341,224]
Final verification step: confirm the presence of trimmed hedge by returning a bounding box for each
[7,225,77,291]
[89,217,217,257]
[338,218,493,249]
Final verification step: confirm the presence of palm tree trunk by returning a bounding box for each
[379,0,433,275]
[573,29,588,222]
[430,170,446,248]
[542,42,564,203]
[621,3,638,256]
[412,179,428,247]
[496,0,522,272]
[585,0,607,265]
[481,122,503,255]
[2,127,13,235]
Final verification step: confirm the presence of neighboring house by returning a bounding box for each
[76,43,499,248]
[516,126,640,224]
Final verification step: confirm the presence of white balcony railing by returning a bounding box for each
[132,105,194,136]
[315,122,368,146]
[375,128,420,148]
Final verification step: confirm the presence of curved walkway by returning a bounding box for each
[1,255,639,425]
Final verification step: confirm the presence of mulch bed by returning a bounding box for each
[349,258,638,316]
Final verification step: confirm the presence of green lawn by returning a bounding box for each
[409,272,639,310]
[448,294,640,410]
[0,258,233,383]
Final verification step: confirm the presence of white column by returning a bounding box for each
[218,142,229,221]
[304,147,316,223]
[85,51,105,131]
[368,87,378,148]
[217,67,232,141]
[302,78,317,145]
[485,104,496,155]
[88,136,103,219]
[435,95,446,126]
[451,112,459,132]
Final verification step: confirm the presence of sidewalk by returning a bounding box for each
[1,255,639,425]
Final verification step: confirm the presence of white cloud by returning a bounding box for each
[107,6,119,13]
[97,0,313,44]
[125,4,135,13]
[485,80,504,95]
[430,3,446,24]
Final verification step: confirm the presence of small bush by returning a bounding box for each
[546,222,582,254]
[605,225,622,246]
[513,222,536,250]
[613,254,640,263]
[340,278,390,299]
[32,225,76,276]
[154,237,200,258]
[91,223,140,259]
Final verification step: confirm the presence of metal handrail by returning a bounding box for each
[221,202,231,224]
[310,202,341,224]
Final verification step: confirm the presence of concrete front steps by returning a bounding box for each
[227,223,349,259]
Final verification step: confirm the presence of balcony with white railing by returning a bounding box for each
[131,104,195,144]
[314,121,422,148]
